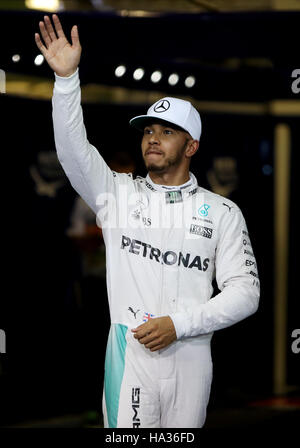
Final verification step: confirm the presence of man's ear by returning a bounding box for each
[185,140,199,158]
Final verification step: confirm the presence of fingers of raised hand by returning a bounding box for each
[52,14,67,38]
[71,25,81,48]
[34,33,46,53]
[38,20,52,48]
[44,15,58,41]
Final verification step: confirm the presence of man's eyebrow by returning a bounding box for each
[145,123,174,129]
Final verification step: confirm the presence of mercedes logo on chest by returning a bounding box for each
[154,99,170,113]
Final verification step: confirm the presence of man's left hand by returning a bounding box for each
[131,316,177,352]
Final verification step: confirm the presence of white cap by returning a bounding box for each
[129,97,202,141]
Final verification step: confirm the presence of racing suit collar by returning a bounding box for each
[145,172,198,196]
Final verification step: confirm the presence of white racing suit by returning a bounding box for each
[52,69,260,428]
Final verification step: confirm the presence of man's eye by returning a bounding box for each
[164,129,173,135]
[144,129,152,134]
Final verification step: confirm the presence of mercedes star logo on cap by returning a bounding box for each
[154,100,170,113]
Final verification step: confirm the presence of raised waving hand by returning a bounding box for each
[35,14,81,77]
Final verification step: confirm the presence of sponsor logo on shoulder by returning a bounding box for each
[190,224,213,239]
[223,202,233,212]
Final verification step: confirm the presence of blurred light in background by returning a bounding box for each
[185,75,196,88]
[112,65,198,90]
[34,54,45,66]
[262,164,273,175]
[168,73,179,86]
[90,0,104,8]
[150,70,162,83]
[12,54,21,63]
[133,68,145,81]
[114,65,126,77]
[25,0,63,11]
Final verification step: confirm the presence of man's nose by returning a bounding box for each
[149,132,160,144]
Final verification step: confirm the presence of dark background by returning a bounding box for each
[0,7,299,427]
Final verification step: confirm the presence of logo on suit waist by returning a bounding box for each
[132,387,141,428]
[128,307,140,319]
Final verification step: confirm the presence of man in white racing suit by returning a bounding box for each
[35,15,260,428]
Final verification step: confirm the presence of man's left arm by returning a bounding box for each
[170,206,260,340]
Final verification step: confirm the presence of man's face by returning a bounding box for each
[141,122,191,173]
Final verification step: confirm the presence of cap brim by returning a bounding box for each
[129,115,188,134]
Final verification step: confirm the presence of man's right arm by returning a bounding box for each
[52,68,115,213]
[35,14,116,214]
